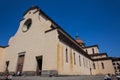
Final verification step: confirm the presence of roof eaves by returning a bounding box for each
[85,45,99,49]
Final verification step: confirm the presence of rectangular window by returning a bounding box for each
[79,56,81,66]
[66,48,68,63]
[92,48,95,54]
[73,53,76,65]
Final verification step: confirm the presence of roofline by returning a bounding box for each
[110,57,120,60]
[58,29,92,60]
[89,53,108,57]
[111,57,120,59]
[93,57,112,61]
[93,57,120,61]
[23,6,39,16]
[85,45,99,49]
[23,6,57,28]
[57,28,83,50]
[23,6,93,60]
[0,45,9,48]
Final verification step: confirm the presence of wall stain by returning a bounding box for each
[57,43,60,71]
[70,48,73,71]
[61,45,64,70]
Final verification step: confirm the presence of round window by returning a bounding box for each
[22,19,32,32]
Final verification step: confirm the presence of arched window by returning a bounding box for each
[101,62,104,69]
[66,48,68,63]
[93,63,96,69]
[92,48,95,54]
[86,49,88,54]
[79,56,81,66]
[73,53,76,65]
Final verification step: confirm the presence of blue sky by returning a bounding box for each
[0,0,120,57]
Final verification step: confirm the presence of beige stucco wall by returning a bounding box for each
[92,59,115,75]
[57,41,93,75]
[3,9,59,73]
[85,46,99,54]
[0,47,5,72]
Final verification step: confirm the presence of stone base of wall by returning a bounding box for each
[0,70,58,76]
[42,70,58,77]
[23,71,36,76]
[0,72,4,76]
[22,70,58,76]
[0,71,15,76]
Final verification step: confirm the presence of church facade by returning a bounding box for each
[0,6,119,76]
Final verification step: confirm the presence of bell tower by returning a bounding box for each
[75,34,85,48]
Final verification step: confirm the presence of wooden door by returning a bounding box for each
[16,55,25,75]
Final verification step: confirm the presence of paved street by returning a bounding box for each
[0,75,117,80]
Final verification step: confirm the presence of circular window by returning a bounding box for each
[22,19,32,32]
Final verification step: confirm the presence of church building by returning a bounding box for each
[0,6,119,76]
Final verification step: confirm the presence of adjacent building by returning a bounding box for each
[0,6,119,76]
[85,45,115,75]
[112,57,120,75]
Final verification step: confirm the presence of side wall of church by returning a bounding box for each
[56,41,94,75]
